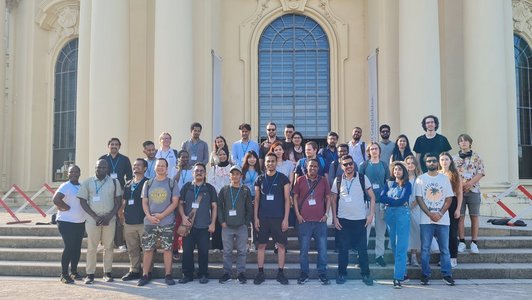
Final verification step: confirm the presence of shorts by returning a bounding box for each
[142,224,174,251]
[460,192,481,216]
[257,218,287,246]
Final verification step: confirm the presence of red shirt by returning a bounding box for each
[292,175,331,221]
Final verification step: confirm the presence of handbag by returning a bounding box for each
[177,193,203,237]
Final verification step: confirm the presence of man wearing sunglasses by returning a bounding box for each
[415,153,455,286]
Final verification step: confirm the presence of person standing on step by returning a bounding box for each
[142,140,157,179]
[231,123,260,168]
[53,165,85,284]
[217,165,253,284]
[413,115,452,173]
[78,159,122,284]
[155,132,179,179]
[405,155,422,267]
[181,122,209,168]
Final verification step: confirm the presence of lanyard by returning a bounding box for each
[193,183,204,202]
[190,140,199,155]
[246,170,256,185]
[306,176,317,197]
[110,156,120,173]
[94,178,107,195]
[147,160,155,177]
[344,175,355,195]
[229,185,242,209]
[240,141,250,155]
[182,170,189,184]
[264,172,279,195]
[130,181,139,194]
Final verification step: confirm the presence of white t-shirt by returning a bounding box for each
[332,174,371,221]
[415,173,454,225]
[56,182,86,223]
[155,148,178,179]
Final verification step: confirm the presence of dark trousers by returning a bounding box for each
[182,227,210,278]
[337,218,370,276]
[449,196,459,258]
[57,221,85,275]
[211,220,223,250]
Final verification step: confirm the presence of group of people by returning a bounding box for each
[52,115,485,289]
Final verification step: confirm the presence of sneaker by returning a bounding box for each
[137,275,149,286]
[212,249,220,254]
[442,276,455,286]
[97,243,104,253]
[121,272,140,281]
[237,272,247,284]
[420,274,429,285]
[393,279,402,289]
[451,258,458,268]
[401,275,410,283]
[178,276,193,284]
[276,271,289,285]
[70,271,83,281]
[172,251,181,262]
[458,242,466,253]
[84,274,95,284]
[248,243,256,253]
[165,274,175,285]
[60,274,74,284]
[297,273,309,285]
[362,275,374,286]
[147,272,153,281]
[375,256,386,267]
[411,255,420,267]
[103,272,113,282]
[336,274,346,284]
[117,245,128,253]
[199,275,209,284]
[219,273,231,284]
[253,271,265,285]
[470,242,479,254]
[319,274,330,285]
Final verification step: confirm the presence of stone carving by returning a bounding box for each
[56,6,78,38]
[280,0,307,12]
[513,1,532,33]
[318,0,336,25]
[251,0,271,26]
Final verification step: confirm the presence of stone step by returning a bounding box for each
[1,224,530,237]
[1,260,531,280]
[2,235,532,250]
[1,247,530,264]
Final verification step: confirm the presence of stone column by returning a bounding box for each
[88,0,130,162]
[399,0,442,137]
[153,0,193,143]
[463,0,512,186]
[0,0,6,189]
[75,0,91,177]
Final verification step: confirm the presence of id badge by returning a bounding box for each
[372,183,380,190]
[191,155,198,161]
[229,210,237,216]
[192,202,200,209]
[343,196,352,203]
[111,173,118,179]
[266,194,274,201]
[128,199,134,205]
[308,198,317,206]
[93,196,101,202]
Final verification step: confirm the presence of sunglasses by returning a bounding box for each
[342,162,354,167]
[267,129,276,131]
[426,159,438,163]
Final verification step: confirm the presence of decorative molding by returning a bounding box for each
[36,0,79,31]
[280,0,307,12]
[513,0,532,34]
[318,0,336,25]
[6,0,20,12]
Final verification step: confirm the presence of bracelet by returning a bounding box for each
[438,211,443,216]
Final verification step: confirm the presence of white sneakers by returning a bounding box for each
[458,242,466,253]
[117,245,128,253]
[457,241,479,253]
[470,242,480,254]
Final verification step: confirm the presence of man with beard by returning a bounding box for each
[259,122,282,168]
[348,127,366,167]
[378,125,394,167]
[318,131,339,174]
[413,115,452,172]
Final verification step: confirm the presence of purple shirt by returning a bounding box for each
[292,175,331,222]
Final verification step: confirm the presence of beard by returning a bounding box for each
[427,165,438,171]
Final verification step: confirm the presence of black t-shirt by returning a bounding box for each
[255,171,290,219]
[99,153,133,188]
[413,133,452,172]
[123,177,148,225]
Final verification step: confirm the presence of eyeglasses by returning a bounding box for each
[342,162,354,167]
[267,129,276,131]
[425,159,438,163]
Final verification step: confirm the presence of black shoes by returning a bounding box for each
[84,274,95,284]
[442,276,455,286]
[103,272,113,282]
[362,275,374,286]
[60,274,74,284]
[137,275,149,286]
[199,275,209,284]
[121,272,140,281]
[253,271,265,285]
[165,274,175,285]
[178,276,193,284]
[319,274,330,285]
[219,273,231,284]
[336,274,346,284]
[70,271,83,281]
[297,273,309,285]
[375,256,386,267]
[420,274,430,285]
[237,272,247,284]
[276,271,289,285]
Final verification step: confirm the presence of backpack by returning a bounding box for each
[146,177,176,194]
[298,156,326,174]
[335,172,369,203]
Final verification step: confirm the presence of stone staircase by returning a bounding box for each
[0,224,531,280]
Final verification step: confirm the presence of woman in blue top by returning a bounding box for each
[381,161,412,289]
[242,150,261,252]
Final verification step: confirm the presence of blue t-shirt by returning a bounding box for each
[359,160,389,203]
[255,171,290,219]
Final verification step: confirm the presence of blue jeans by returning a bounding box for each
[385,206,410,280]
[420,223,452,277]
[337,218,369,276]
[297,221,328,275]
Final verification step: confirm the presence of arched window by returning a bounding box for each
[258,14,330,140]
[52,38,78,181]
[515,34,532,179]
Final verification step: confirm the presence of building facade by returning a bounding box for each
[0,0,530,194]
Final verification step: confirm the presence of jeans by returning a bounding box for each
[57,221,85,275]
[182,227,210,278]
[367,203,387,257]
[420,223,452,277]
[385,206,410,280]
[297,221,328,275]
[222,225,248,274]
[337,218,369,276]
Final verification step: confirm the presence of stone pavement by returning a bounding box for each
[0,277,531,300]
